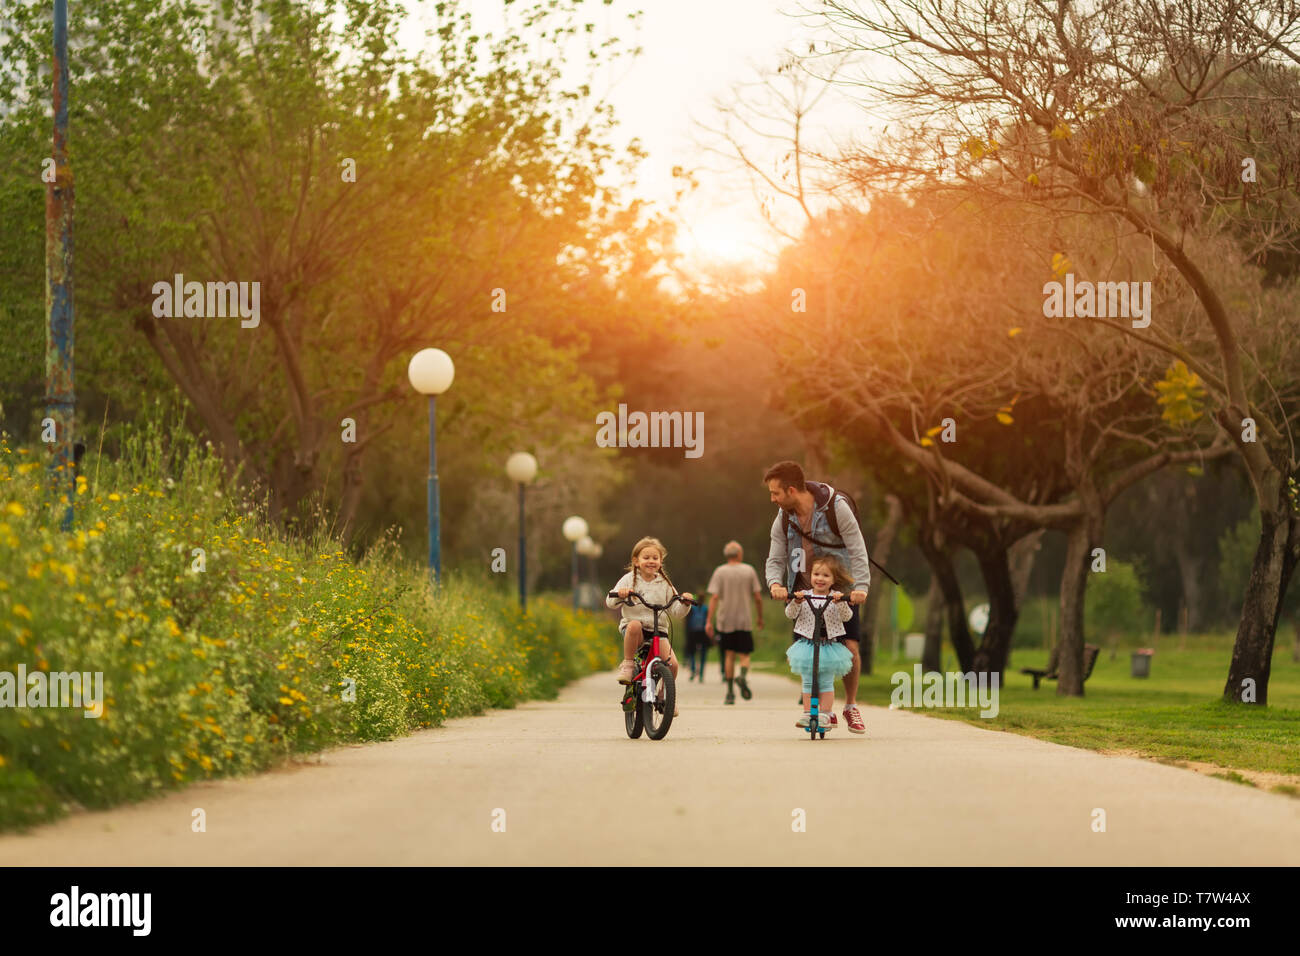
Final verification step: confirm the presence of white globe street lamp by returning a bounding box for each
[506,452,538,609]
[407,348,455,584]
[506,452,538,484]
[562,515,588,542]
[407,348,455,395]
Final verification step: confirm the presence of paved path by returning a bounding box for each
[2,666,1297,865]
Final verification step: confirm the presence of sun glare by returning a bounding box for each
[675,213,778,269]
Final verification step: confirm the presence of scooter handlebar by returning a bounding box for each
[784,591,845,605]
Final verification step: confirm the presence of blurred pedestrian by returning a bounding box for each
[707,541,764,705]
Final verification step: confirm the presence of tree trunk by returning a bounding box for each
[860,493,903,675]
[972,544,1018,679]
[918,522,975,672]
[268,453,318,529]
[336,444,366,547]
[1008,528,1044,612]
[1222,499,1300,706]
[1173,539,1203,632]
[1056,517,1097,697]
[922,572,943,673]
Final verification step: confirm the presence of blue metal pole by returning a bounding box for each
[46,0,75,532]
[571,542,579,610]
[428,395,440,584]
[517,483,527,610]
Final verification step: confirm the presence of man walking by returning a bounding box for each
[763,461,871,735]
[706,541,764,705]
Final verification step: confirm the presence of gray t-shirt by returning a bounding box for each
[707,562,761,633]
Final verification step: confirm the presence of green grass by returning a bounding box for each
[745,596,1300,779]
[1210,771,1257,787]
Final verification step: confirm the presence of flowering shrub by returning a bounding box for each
[0,424,614,830]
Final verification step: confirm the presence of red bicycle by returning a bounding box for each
[608,590,694,741]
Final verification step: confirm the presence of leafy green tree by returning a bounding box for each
[1085,559,1149,643]
[0,0,669,565]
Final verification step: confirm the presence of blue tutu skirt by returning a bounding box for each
[786,639,853,693]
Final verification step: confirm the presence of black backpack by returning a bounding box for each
[780,481,862,548]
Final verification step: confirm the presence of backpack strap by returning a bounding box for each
[824,485,842,539]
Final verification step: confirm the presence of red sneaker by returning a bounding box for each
[827,713,838,728]
[842,706,866,735]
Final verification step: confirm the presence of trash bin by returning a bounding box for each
[1131,648,1154,678]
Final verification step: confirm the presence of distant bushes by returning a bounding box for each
[1085,559,1150,642]
[0,421,614,831]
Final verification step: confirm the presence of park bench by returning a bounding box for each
[1021,643,1100,690]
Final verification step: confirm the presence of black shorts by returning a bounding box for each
[842,602,862,643]
[718,630,754,654]
[685,630,711,653]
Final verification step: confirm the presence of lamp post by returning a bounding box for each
[576,536,596,609]
[46,0,76,531]
[589,542,603,594]
[506,452,538,610]
[407,348,455,584]
[561,516,588,610]
[577,537,601,598]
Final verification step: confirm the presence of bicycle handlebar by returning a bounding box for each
[607,591,696,610]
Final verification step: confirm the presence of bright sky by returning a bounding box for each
[399,0,870,272]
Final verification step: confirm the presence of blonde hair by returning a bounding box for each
[809,553,852,592]
[626,536,677,591]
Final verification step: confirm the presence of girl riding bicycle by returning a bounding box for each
[608,537,693,687]
[785,554,855,731]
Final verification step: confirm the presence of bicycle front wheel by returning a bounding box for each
[643,661,675,740]
[625,685,644,738]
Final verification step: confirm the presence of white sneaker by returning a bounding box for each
[616,660,636,684]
